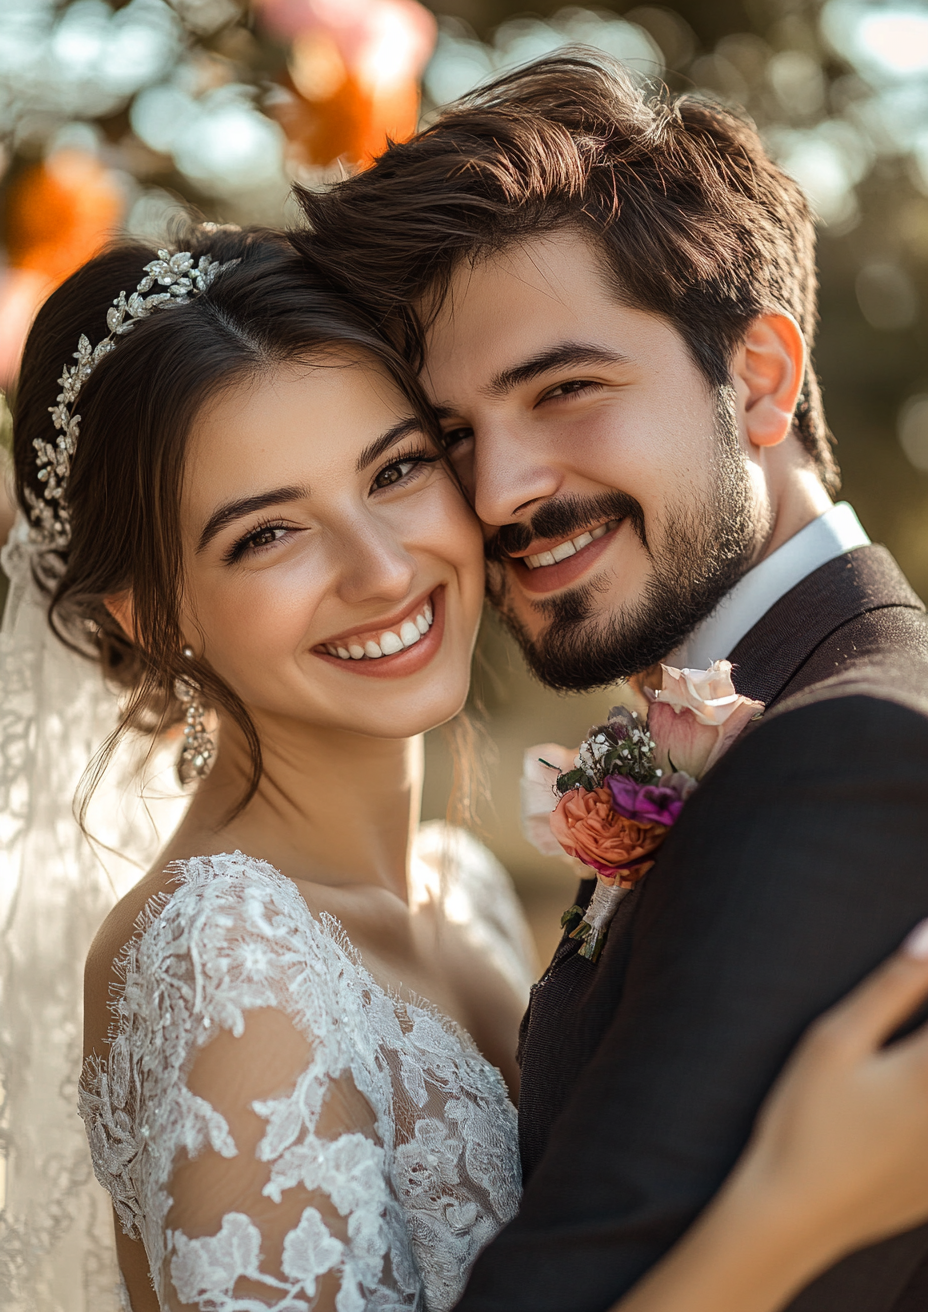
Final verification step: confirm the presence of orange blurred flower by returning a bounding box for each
[257,0,436,168]
[5,150,124,288]
[0,150,124,383]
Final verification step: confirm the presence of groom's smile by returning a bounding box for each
[499,517,622,593]
[423,229,763,689]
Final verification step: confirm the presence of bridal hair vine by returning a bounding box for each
[26,248,238,551]
[522,661,764,961]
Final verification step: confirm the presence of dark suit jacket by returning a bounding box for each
[456,544,928,1312]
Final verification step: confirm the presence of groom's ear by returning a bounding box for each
[731,313,806,451]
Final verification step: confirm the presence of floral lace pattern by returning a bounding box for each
[79,841,525,1311]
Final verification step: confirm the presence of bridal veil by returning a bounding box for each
[0,516,187,1311]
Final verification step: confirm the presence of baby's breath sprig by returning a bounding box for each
[554,706,661,794]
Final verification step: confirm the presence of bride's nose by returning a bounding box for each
[334,521,418,606]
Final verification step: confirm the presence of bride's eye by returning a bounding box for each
[371,449,438,492]
[224,523,292,564]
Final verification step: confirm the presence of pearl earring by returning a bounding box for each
[175,645,215,783]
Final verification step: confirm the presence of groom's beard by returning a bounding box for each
[484,394,761,693]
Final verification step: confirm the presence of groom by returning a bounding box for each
[297,57,928,1310]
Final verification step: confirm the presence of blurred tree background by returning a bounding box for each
[1,0,927,956]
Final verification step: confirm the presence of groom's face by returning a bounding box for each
[422,230,764,690]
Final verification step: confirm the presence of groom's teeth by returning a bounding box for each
[523,521,617,569]
[323,598,436,660]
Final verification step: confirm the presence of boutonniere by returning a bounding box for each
[521,660,764,962]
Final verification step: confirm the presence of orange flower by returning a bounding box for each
[550,786,667,884]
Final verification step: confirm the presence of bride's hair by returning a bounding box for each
[12,225,439,815]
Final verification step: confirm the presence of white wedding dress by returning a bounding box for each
[79,825,534,1312]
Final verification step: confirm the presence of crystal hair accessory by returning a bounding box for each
[26,249,237,551]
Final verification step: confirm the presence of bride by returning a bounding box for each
[5,223,928,1312]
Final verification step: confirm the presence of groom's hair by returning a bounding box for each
[295,53,839,492]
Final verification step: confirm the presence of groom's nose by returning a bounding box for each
[471,424,564,529]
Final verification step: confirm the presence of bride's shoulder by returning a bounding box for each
[83,852,325,1061]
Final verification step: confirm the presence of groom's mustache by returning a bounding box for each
[484,492,648,563]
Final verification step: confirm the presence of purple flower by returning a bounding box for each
[606,774,685,827]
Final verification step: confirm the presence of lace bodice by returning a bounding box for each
[79,828,530,1311]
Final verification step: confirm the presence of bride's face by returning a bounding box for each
[178,355,485,740]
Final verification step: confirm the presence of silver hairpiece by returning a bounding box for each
[26,249,237,551]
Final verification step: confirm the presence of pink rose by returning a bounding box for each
[646,659,764,779]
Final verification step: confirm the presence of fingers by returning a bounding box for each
[812,919,928,1057]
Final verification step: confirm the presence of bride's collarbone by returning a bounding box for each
[280,867,523,1084]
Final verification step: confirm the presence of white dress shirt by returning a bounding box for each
[675,501,871,670]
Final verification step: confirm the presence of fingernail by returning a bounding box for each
[903,919,928,960]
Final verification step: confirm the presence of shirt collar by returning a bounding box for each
[675,502,871,671]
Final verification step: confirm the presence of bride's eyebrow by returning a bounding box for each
[355,417,422,472]
[197,484,308,553]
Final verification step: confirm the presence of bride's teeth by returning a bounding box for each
[400,620,421,648]
[325,597,435,661]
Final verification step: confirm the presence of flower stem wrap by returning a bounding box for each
[569,883,632,962]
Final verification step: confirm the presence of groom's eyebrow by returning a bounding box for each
[482,342,631,397]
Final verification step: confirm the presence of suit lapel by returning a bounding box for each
[726,545,923,707]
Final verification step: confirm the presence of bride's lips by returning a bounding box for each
[506,520,622,594]
[312,587,445,679]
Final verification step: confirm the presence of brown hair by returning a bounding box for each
[296,52,839,491]
[13,225,437,818]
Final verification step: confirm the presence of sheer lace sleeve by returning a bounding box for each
[79,855,422,1312]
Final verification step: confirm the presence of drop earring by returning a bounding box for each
[175,645,215,783]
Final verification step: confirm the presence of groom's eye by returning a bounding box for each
[541,379,601,401]
[441,426,473,450]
